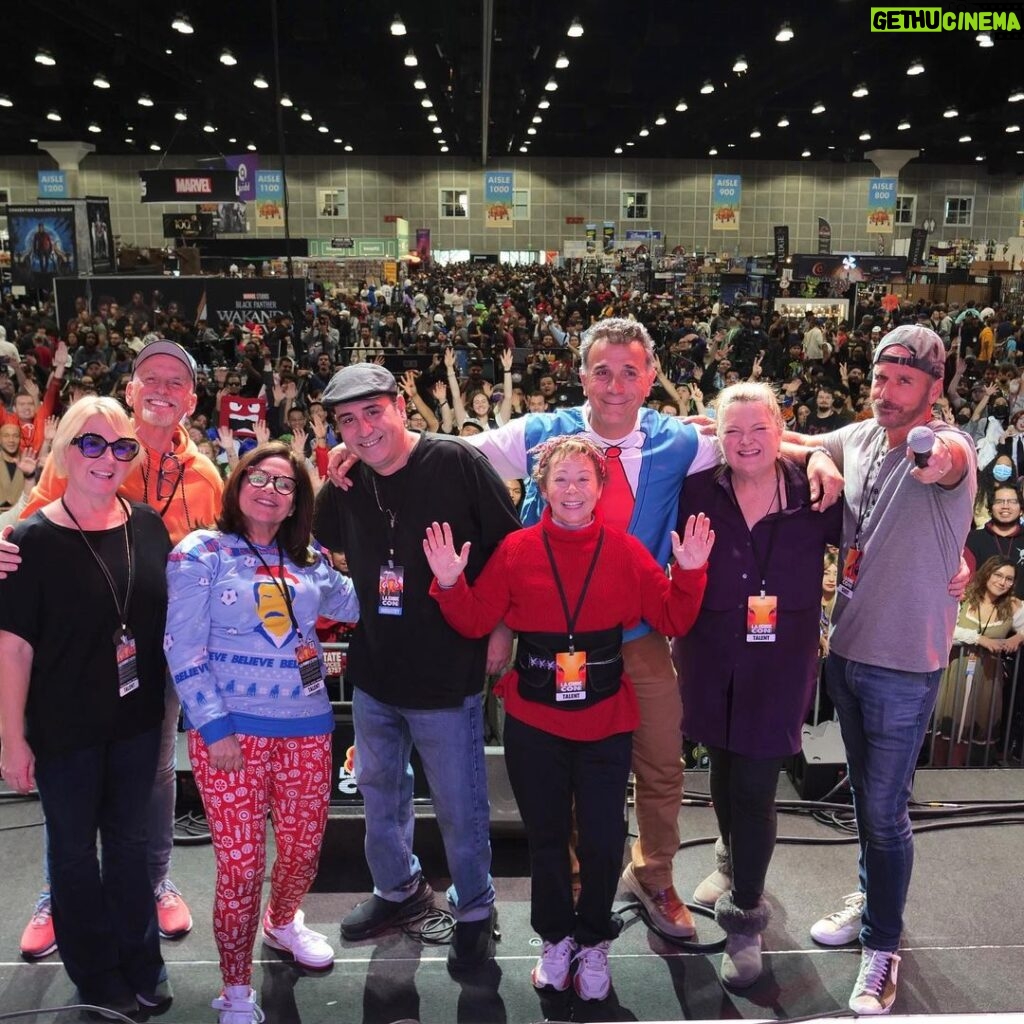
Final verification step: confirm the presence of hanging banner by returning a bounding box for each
[225,155,259,203]
[254,170,284,227]
[908,227,928,268]
[712,175,741,231]
[585,224,597,253]
[867,177,897,234]
[139,169,240,203]
[415,227,431,261]
[817,218,832,255]
[37,170,68,199]
[484,170,514,228]
[6,204,78,287]
[1019,186,1024,237]
[85,197,115,274]
[773,226,789,263]
[602,221,616,253]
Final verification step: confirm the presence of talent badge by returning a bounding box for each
[746,595,778,643]
[555,650,588,702]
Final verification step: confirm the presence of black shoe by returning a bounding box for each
[136,977,174,1014]
[341,877,434,941]
[447,908,497,973]
[80,990,139,1021]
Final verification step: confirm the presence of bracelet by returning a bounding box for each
[808,446,833,462]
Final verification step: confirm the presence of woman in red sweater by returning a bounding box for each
[423,435,714,1004]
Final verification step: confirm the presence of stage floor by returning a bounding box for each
[1,768,1022,1023]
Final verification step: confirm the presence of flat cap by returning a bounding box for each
[321,363,399,408]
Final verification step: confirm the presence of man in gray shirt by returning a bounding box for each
[804,324,976,1016]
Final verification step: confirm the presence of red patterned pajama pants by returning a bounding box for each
[188,731,333,985]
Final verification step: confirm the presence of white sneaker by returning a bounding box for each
[531,936,576,991]
[810,891,865,946]
[212,986,266,1024]
[572,941,611,1001]
[262,909,335,969]
[849,947,901,1015]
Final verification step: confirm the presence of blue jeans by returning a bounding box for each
[826,654,941,952]
[352,688,494,922]
[34,727,165,1002]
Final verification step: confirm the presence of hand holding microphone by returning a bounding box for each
[908,425,935,468]
[908,424,952,482]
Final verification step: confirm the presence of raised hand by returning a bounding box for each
[43,415,59,443]
[253,420,271,446]
[290,426,307,456]
[216,424,234,451]
[444,346,456,371]
[400,370,418,397]
[422,520,471,587]
[499,348,513,373]
[17,449,38,479]
[671,512,715,570]
[432,379,448,403]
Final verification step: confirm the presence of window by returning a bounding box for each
[317,188,348,219]
[439,188,469,218]
[944,196,973,227]
[622,190,649,220]
[512,188,530,221]
[895,194,916,226]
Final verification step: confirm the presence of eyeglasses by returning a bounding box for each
[992,498,1020,506]
[70,433,140,462]
[245,467,297,495]
[156,452,184,501]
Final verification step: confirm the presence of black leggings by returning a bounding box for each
[707,746,785,910]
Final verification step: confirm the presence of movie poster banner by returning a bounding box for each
[85,198,115,273]
[140,170,241,203]
[415,228,431,262]
[6,204,77,287]
[255,170,284,227]
[818,218,832,255]
[712,175,741,230]
[602,221,616,253]
[908,227,928,268]
[484,171,514,228]
[585,224,597,253]
[773,225,789,263]
[225,155,259,203]
[867,177,897,234]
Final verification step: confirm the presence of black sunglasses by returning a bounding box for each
[70,433,140,462]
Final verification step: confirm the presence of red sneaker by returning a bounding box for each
[154,879,193,939]
[20,893,57,959]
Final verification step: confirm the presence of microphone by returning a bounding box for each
[908,425,935,468]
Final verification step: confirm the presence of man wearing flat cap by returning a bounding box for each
[313,363,519,971]
[797,324,976,1014]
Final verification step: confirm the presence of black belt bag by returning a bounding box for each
[515,626,624,710]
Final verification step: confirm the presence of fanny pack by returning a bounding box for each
[515,625,623,709]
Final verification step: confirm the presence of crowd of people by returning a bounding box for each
[0,259,1019,1020]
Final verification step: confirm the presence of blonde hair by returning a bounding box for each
[529,434,607,488]
[715,382,785,441]
[50,396,140,477]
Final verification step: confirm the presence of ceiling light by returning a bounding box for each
[318,123,329,133]
[171,13,193,33]
[280,95,293,107]
[859,131,871,141]
[538,98,550,109]
[700,80,715,94]
[732,56,748,73]
[827,144,835,150]
[123,136,133,144]
[390,13,407,35]
[92,73,110,89]
[46,110,61,122]
[675,98,688,112]
[977,32,993,46]
[174,109,187,121]
[441,145,449,153]
[247,142,257,151]
[614,146,623,154]
[165,48,173,55]
[906,59,924,75]
[432,126,442,134]
[777,116,789,127]
[35,49,56,66]
[344,144,353,151]
[555,52,569,69]
[655,114,667,126]
[727,142,736,148]
[138,94,154,107]
[253,72,269,89]
[639,127,649,137]
[519,145,528,153]
[626,141,634,147]
[976,153,986,161]
[708,147,718,155]
[1010,88,1024,102]
[527,127,537,135]
[943,106,958,118]
[300,109,312,121]
[545,77,558,91]
[852,83,869,97]
[333,137,343,143]
[775,22,794,42]
[811,101,826,114]
[897,118,911,130]
[203,122,216,133]
[414,76,426,89]
[437,137,446,144]
[227,137,236,143]
[219,49,237,66]
[750,128,761,138]
[404,49,418,66]
[959,134,972,142]
[801,149,811,157]
[427,113,438,122]
[567,17,583,37]
[0,95,12,108]
[532,115,543,124]
[149,143,161,152]
[87,122,101,133]
[421,97,433,107]
[1008,125,1021,133]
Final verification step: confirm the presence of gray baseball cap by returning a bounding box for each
[873,324,946,380]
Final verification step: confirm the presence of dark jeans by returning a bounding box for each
[503,714,632,947]
[34,726,165,1003]
[708,746,785,910]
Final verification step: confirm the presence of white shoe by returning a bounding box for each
[212,986,266,1024]
[530,936,576,991]
[572,941,611,1001]
[810,891,865,946]
[849,947,900,1015]
[262,909,335,969]
[721,933,762,988]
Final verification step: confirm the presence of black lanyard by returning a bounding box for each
[853,432,898,548]
[746,467,783,598]
[542,527,604,654]
[61,495,135,639]
[366,467,409,567]
[241,535,304,641]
